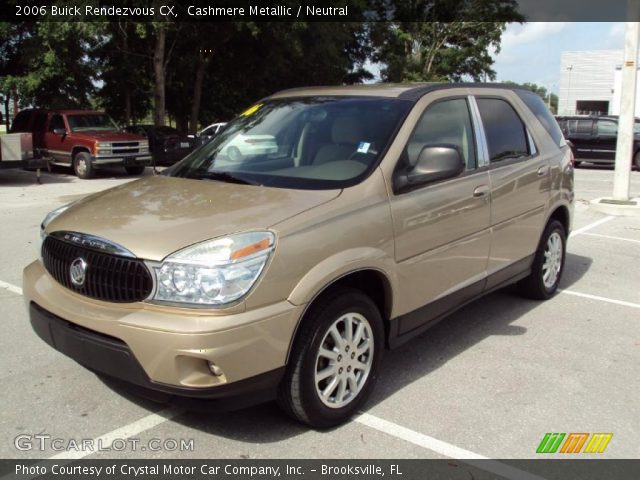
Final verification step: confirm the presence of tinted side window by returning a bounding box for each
[49,115,65,132]
[10,111,31,132]
[476,98,529,163]
[597,120,617,136]
[574,120,593,134]
[407,98,477,170]
[516,90,565,147]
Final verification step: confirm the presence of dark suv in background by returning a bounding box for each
[556,115,640,169]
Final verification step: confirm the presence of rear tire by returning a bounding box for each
[517,220,566,300]
[125,165,145,175]
[73,151,94,179]
[634,151,640,170]
[278,289,384,428]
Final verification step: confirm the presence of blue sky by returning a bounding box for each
[492,22,626,94]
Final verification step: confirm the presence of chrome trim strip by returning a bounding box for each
[527,130,538,156]
[45,149,72,156]
[48,231,136,258]
[468,95,490,167]
[94,153,151,159]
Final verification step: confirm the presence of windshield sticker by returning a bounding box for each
[241,103,263,117]
[357,142,371,154]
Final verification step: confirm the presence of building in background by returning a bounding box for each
[559,50,640,116]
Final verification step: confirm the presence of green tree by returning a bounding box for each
[369,1,523,82]
[94,21,152,125]
[193,21,371,127]
[503,81,558,113]
[0,22,100,110]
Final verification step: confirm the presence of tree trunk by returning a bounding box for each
[122,28,132,125]
[153,28,166,126]
[189,55,210,134]
[4,94,9,130]
[12,87,19,116]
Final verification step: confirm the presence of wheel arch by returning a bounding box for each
[71,145,91,159]
[547,204,570,235]
[286,268,393,362]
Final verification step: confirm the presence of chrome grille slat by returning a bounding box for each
[41,236,152,303]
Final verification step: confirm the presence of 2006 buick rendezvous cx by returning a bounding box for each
[24,84,574,427]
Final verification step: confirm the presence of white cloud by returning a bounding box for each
[501,22,568,50]
[605,23,625,49]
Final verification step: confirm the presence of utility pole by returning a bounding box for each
[612,21,639,202]
[566,65,573,114]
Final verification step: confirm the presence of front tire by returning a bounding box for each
[278,289,384,428]
[517,220,567,300]
[634,151,640,170]
[73,151,94,179]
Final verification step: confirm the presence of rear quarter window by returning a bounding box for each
[476,98,529,163]
[516,90,566,147]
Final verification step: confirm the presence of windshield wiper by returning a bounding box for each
[190,170,257,185]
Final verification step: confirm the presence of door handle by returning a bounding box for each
[537,166,549,176]
[473,185,490,197]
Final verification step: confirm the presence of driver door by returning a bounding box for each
[389,97,491,334]
[44,114,72,164]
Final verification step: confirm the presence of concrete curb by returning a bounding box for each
[590,197,640,216]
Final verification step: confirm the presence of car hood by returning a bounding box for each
[71,131,145,142]
[47,175,341,261]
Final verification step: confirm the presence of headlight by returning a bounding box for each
[151,231,275,307]
[40,203,74,239]
[96,142,112,148]
[97,149,112,154]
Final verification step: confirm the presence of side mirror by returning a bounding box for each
[395,145,465,192]
[52,128,67,136]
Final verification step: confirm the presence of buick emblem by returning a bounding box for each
[69,258,87,287]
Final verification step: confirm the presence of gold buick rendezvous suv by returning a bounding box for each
[24,84,574,427]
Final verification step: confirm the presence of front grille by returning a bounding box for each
[112,142,140,155]
[42,236,153,303]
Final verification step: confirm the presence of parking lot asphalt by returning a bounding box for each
[0,165,639,462]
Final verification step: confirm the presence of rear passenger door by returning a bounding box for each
[568,119,595,159]
[389,96,491,330]
[474,95,550,287]
[593,119,617,161]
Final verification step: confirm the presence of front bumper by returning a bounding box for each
[92,153,152,166]
[29,302,284,407]
[23,260,302,404]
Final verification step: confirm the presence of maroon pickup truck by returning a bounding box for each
[10,109,151,179]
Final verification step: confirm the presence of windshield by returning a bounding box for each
[167,97,411,189]
[67,114,119,132]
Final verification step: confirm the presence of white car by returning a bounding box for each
[188,123,227,146]
[198,122,227,139]
[222,134,278,160]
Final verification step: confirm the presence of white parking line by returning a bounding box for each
[571,215,615,236]
[0,279,22,296]
[355,413,545,480]
[579,232,640,244]
[560,289,640,309]
[49,407,184,460]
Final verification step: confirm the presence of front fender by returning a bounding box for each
[287,247,398,310]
